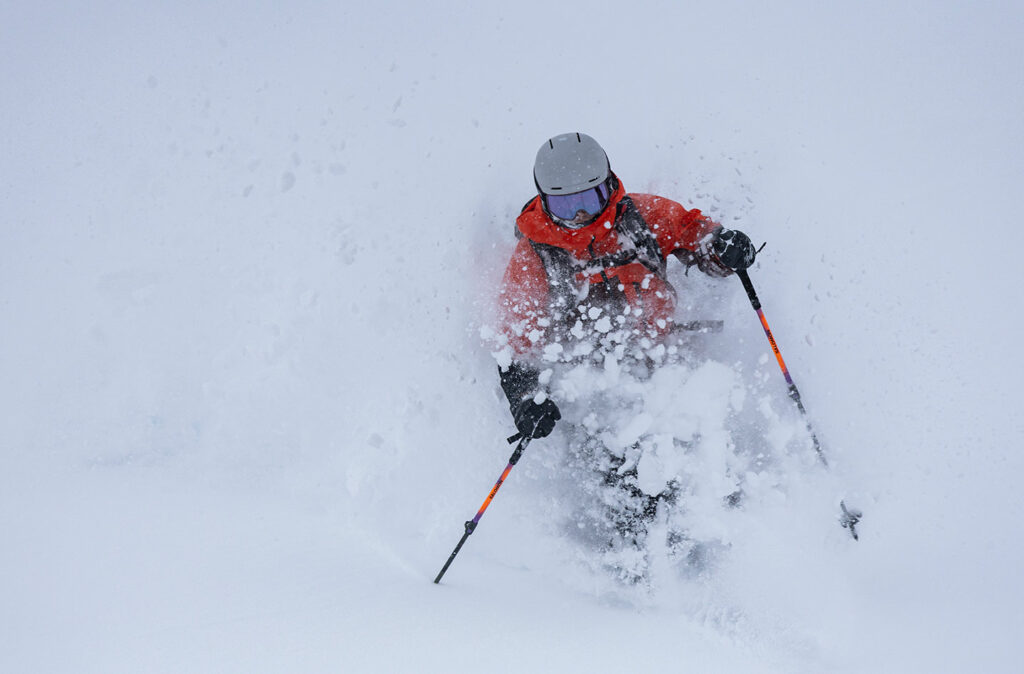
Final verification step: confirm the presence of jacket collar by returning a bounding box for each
[515,180,627,258]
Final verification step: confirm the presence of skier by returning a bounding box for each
[433,136,846,585]
[434,136,845,586]
[496,132,757,442]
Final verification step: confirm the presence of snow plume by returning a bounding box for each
[491,304,834,605]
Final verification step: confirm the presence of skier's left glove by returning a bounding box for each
[712,227,757,271]
[511,397,561,440]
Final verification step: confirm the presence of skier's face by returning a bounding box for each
[569,208,598,225]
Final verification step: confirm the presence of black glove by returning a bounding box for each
[511,397,561,439]
[712,228,757,271]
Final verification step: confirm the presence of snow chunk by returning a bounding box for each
[542,343,563,362]
[571,340,594,358]
[636,436,675,496]
[646,343,666,360]
[614,412,653,449]
[492,347,512,369]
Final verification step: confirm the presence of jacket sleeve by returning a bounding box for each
[497,238,551,358]
[498,360,541,411]
[635,194,732,277]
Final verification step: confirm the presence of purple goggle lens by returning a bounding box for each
[544,182,611,221]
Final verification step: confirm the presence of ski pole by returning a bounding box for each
[736,269,861,540]
[433,436,532,584]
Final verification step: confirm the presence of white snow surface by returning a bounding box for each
[3,2,1024,672]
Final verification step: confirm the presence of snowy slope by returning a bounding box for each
[2,1,1023,672]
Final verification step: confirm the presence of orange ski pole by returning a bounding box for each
[736,269,861,540]
[434,436,532,583]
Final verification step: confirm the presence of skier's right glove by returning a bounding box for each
[712,227,757,271]
[511,397,561,439]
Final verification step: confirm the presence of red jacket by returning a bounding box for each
[498,178,728,357]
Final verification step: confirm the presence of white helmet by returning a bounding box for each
[533,132,610,195]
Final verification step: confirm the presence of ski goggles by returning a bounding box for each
[542,181,612,222]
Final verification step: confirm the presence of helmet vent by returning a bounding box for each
[534,132,610,196]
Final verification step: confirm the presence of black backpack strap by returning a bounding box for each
[527,241,582,315]
[614,196,667,278]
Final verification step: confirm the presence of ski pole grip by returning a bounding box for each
[507,432,522,444]
[736,270,761,310]
[509,437,530,465]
